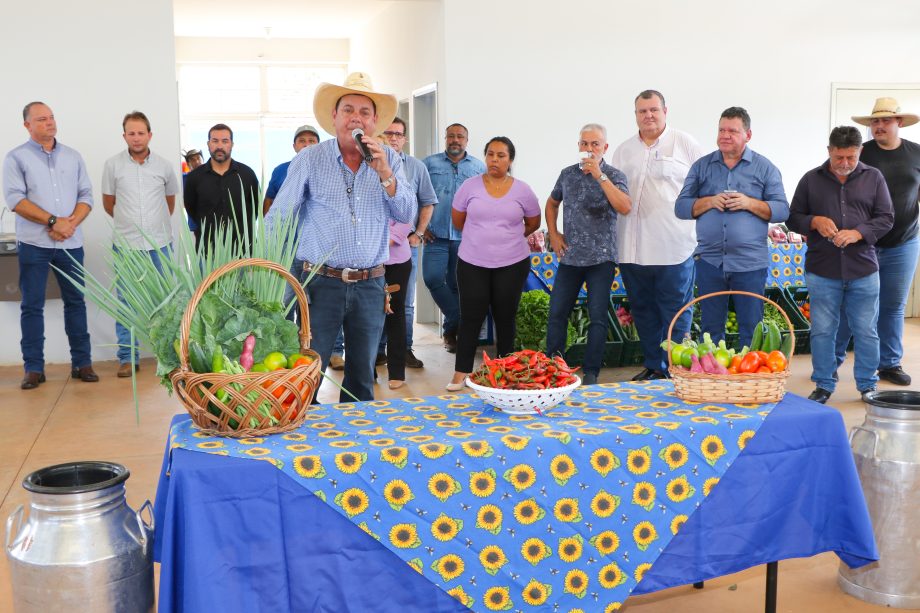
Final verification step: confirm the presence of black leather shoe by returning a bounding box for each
[21,372,46,390]
[71,366,99,383]
[405,350,424,369]
[443,330,457,354]
[878,366,911,386]
[807,388,832,404]
[375,353,388,366]
[648,370,669,380]
[582,373,598,385]
[631,368,655,381]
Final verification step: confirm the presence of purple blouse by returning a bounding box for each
[386,219,413,265]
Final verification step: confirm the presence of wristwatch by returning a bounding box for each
[597,174,609,183]
[47,215,57,227]
[412,231,424,239]
[381,175,395,189]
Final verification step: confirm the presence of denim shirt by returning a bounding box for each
[423,152,485,240]
[675,147,789,272]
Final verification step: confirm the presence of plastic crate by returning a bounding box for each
[765,286,811,355]
[783,285,853,353]
[563,307,624,368]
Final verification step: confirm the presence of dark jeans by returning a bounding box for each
[422,237,460,335]
[545,261,616,377]
[694,258,767,348]
[620,258,695,372]
[455,257,530,373]
[18,242,91,373]
[384,259,412,381]
[304,274,386,402]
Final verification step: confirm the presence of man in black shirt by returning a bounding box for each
[837,98,920,385]
[184,123,259,249]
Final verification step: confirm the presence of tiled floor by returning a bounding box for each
[3,320,914,612]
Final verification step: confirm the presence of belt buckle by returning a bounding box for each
[340,267,358,283]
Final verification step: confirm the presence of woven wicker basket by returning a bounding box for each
[170,258,322,437]
[667,290,793,404]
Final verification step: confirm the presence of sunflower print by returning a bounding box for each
[389,523,421,549]
[483,586,512,611]
[419,442,452,459]
[383,479,414,510]
[431,553,465,582]
[503,464,537,492]
[334,451,366,474]
[358,521,379,541]
[317,429,346,439]
[590,489,620,518]
[470,468,497,497]
[597,562,627,589]
[564,568,589,598]
[701,434,727,465]
[590,448,620,476]
[379,446,408,468]
[738,429,756,450]
[479,545,508,575]
[589,530,619,556]
[500,434,530,450]
[557,534,584,562]
[627,447,653,474]
[461,440,494,457]
[428,472,461,502]
[604,602,623,612]
[550,454,578,485]
[328,440,359,449]
[691,416,719,425]
[281,432,307,441]
[670,514,689,535]
[521,578,551,606]
[666,475,694,502]
[513,498,545,525]
[703,476,720,496]
[368,437,397,446]
[196,441,224,449]
[431,513,463,542]
[394,425,423,434]
[654,421,680,430]
[333,487,369,517]
[544,429,574,442]
[487,425,514,434]
[634,562,653,583]
[521,537,552,565]
[553,497,582,522]
[447,585,474,608]
[293,455,325,478]
[476,504,503,534]
[659,442,689,470]
[445,430,473,439]
[239,437,265,444]
[632,481,656,511]
[286,443,313,452]
[576,426,607,436]
[633,521,658,551]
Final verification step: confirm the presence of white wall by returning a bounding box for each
[0,0,180,366]
[175,37,349,63]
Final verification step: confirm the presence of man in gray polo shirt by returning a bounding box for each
[102,110,178,377]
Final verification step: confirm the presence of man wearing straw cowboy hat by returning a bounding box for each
[836,97,920,386]
[266,72,415,402]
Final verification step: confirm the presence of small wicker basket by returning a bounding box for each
[667,290,793,404]
[170,258,322,437]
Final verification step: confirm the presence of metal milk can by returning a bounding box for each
[5,461,155,612]
[838,390,920,609]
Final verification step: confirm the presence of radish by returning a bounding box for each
[240,334,256,371]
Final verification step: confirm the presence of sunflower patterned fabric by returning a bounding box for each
[529,252,627,297]
[169,382,774,612]
[767,242,806,288]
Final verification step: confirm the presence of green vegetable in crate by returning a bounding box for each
[515,290,575,351]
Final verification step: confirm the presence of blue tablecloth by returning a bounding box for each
[154,389,876,612]
[527,253,627,297]
[767,243,806,288]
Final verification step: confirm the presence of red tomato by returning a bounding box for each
[739,352,762,373]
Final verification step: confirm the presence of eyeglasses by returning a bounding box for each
[383,131,406,138]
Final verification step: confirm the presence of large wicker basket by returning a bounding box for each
[170,258,322,437]
[667,290,793,404]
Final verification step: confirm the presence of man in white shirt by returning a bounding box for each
[611,90,704,379]
[102,111,178,377]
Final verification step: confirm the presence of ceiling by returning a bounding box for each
[173,0,421,39]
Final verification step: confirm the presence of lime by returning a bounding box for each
[680,347,699,369]
[670,345,686,366]
[713,349,732,368]
[263,352,288,371]
[250,363,270,373]
[287,353,306,368]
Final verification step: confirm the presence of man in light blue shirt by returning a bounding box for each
[3,101,98,389]
[675,106,789,347]
[423,124,485,353]
[266,73,415,401]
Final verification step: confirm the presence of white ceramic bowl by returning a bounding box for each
[465,376,582,415]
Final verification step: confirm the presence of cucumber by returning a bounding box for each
[763,321,782,353]
[750,321,764,351]
[779,332,794,360]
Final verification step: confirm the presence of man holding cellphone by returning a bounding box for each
[675,106,789,348]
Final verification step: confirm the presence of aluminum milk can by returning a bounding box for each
[838,390,920,608]
[5,461,154,612]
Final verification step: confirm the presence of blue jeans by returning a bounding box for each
[115,245,170,364]
[808,271,880,393]
[421,238,460,335]
[835,237,919,369]
[545,262,615,377]
[695,258,767,348]
[620,258,695,372]
[305,274,386,402]
[18,242,91,373]
[378,246,419,354]
[283,257,306,324]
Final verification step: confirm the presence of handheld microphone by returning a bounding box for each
[352,128,375,164]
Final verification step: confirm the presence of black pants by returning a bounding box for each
[384,259,412,381]
[455,256,530,373]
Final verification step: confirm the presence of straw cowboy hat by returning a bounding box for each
[852,97,919,128]
[313,72,397,137]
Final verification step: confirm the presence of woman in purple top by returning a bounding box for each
[384,219,414,389]
[446,136,542,390]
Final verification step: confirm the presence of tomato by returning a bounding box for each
[756,366,772,374]
[287,353,305,368]
[730,354,743,370]
[739,352,762,374]
[263,352,288,371]
[727,365,739,374]
[766,350,787,373]
[292,356,314,368]
[754,351,769,364]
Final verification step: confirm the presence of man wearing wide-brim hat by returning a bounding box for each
[835,97,920,386]
[265,72,416,401]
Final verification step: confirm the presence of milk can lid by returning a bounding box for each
[862,390,920,411]
[23,461,130,494]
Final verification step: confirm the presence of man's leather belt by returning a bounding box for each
[303,262,385,283]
